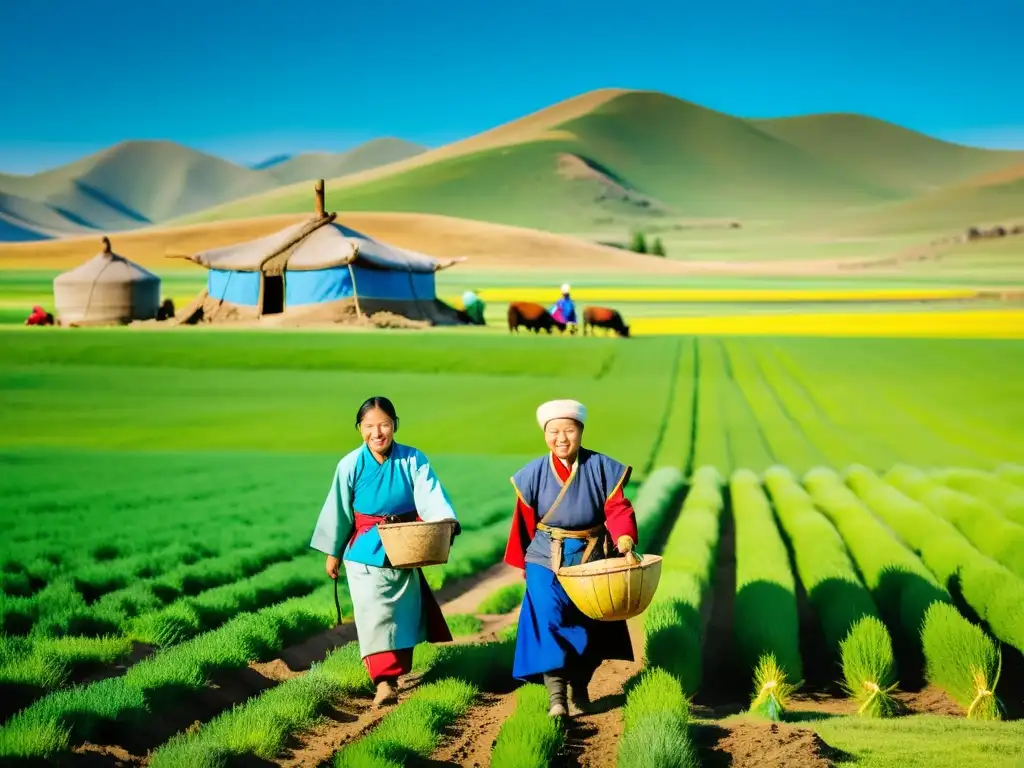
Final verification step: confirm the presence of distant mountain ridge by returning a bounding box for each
[0,138,428,240]
[3,89,1023,241]
[176,89,1024,236]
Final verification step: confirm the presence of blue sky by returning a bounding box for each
[1,0,1022,175]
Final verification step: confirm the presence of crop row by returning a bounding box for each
[898,467,1024,576]
[0,582,344,760]
[764,467,898,717]
[0,495,525,761]
[848,466,1024,656]
[807,468,1003,719]
[731,467,802,718]
[934,466,1024,526]
[0,543,317,697]
[616,464,724,768]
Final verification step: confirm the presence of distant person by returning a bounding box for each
[549,284,577,334]
[503,399,639,717]
[309,396,462,709]
[156,298,176,321]
[25,305,54,326]
[461,290,486,325]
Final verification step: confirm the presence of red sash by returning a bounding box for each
[349,510,419,550]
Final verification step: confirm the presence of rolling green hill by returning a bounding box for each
[750,114,1024,194]
[175,90,1024,234]
[0,139,430,241]
[263,138,427,185]
[832,162,1024,236]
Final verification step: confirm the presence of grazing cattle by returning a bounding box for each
[507,301,567,334]
[583,306,630,338]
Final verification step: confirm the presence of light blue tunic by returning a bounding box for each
[310,441,459,658]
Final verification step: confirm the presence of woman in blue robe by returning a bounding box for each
[504,398,639,717]
[310,396,460,707]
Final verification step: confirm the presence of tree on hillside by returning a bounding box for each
[630,231,647,253]
[650,237,666,257]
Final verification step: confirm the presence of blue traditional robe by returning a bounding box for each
[505,447,638,681]
[310,441,460,659]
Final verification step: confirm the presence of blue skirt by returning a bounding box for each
[512,562,634,681]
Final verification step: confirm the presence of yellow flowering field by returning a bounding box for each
[630,309,1024,338]
[466,287,988,303]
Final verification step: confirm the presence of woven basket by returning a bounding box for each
[378,519,457,569]
[556,553,662,621]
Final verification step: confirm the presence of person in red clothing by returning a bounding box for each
[504,399,639,717]
[25,305,54,325]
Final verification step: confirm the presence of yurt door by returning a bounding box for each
[261,274,284,315]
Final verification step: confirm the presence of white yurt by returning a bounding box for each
[53,237,161,326]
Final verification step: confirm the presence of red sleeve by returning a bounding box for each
[604,467,639,545]
[504,495,537,571]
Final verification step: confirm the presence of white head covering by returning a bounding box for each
[560,283,571,294]
[537,399,587,429]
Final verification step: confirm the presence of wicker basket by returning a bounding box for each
[377,519,457,569]
[555,553,662,621]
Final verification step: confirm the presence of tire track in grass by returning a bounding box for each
[757,347,898,470]
[642,338,684,477]
[691,338,733,477]
[724,339,823,472]
[718,341,774,473]
[773,347,977,469]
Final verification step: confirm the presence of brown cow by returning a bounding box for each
[583,306,630,338]
[507,302,567,334]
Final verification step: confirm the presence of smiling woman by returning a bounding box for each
[309,395,462,708]
[503,398,640,717]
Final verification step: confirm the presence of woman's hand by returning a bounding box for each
[325,555,341,580]
[616,535,635,554]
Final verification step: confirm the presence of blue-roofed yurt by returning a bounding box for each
[169,180,466,327]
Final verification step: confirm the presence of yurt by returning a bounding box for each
[168,180,467,327]
[53,237,161,326]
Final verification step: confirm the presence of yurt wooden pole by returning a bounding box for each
[347,263,363,319]
[314,179,325,219]
[102,236,112,254]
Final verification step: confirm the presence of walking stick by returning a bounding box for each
[333,576,342,626]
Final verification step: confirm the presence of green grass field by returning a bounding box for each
[1,328,1023,765]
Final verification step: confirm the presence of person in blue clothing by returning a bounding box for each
[550,284,578,334]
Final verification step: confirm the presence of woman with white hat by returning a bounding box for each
[504,399,638,716]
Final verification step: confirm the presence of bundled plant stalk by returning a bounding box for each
[763,466,899,717]
[749,653,796,721]
[839,616,900,717]
[921,603,1004,721]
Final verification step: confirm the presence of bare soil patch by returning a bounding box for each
[694,720,853,768]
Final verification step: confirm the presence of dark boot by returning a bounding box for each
[568,670,594,715]
[568,656,600,715]
[543,672,567,717]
